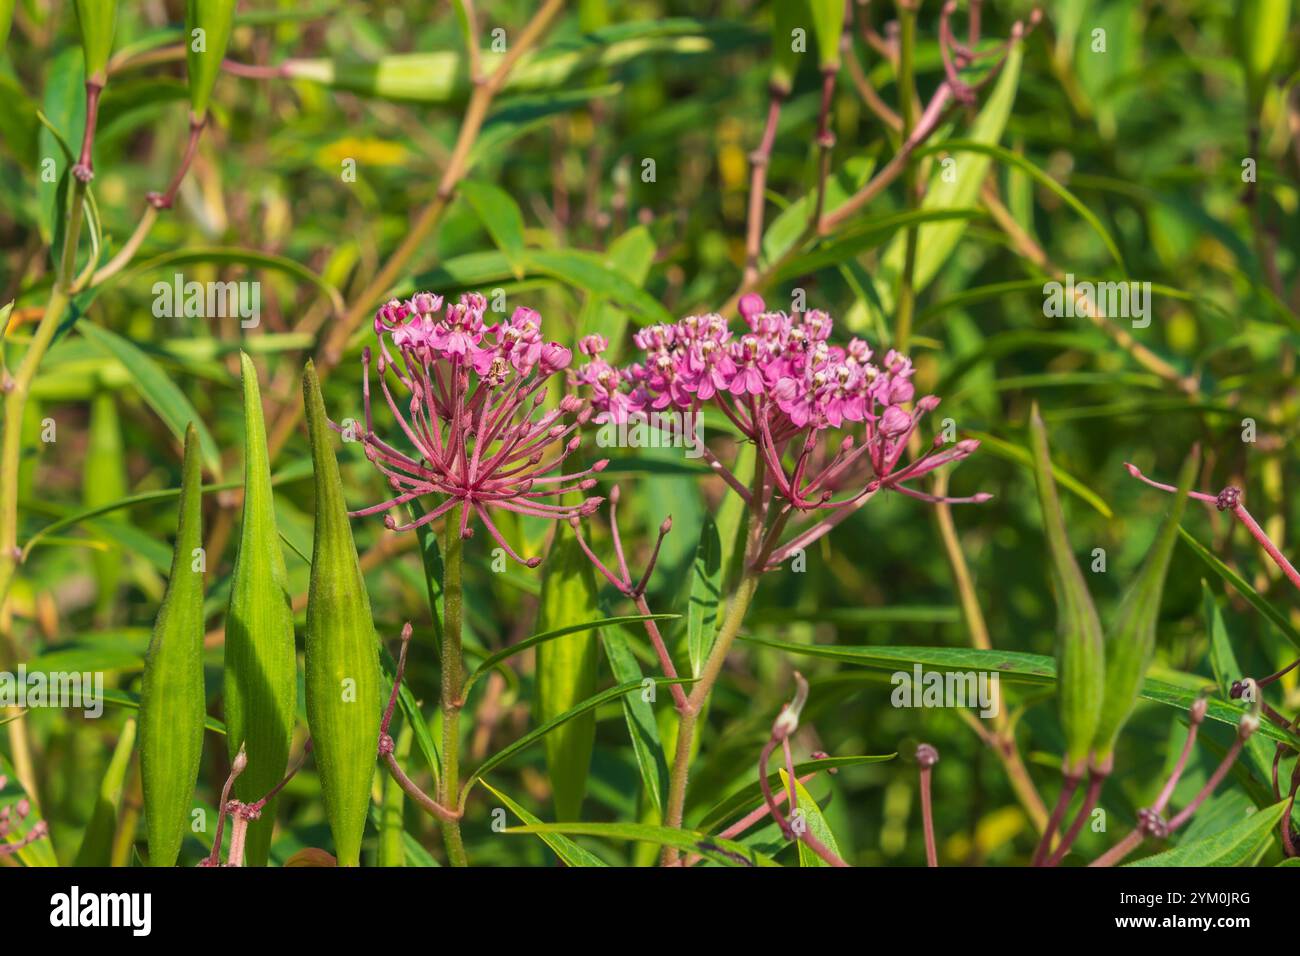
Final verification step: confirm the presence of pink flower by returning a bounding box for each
[349,291,604,566]
[574,296,987,568]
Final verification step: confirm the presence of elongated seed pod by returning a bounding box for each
[1090,447,1199,766]
[139,424,206,867]
[770,0,810,96]
[224,353,296,867]
[302,361,381,867]
[1028,404,1104,775]
[808,0,842,71]
[185,0,236,119]
[1237,0,1291,114]
[73,0,117,82]
[535,531,600,820]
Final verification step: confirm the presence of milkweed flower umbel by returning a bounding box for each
[349,291,606,566]
[576,295,986,570]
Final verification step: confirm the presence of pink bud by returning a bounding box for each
[738,293,765,321]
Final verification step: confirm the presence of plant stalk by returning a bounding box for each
[439,504,469,867]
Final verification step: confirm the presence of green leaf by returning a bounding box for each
[965,429,1112,518]
[302,361,382,867]
[1202,582,1278,786]
[74,717,136,865]
[0,753,57,866]
[77,321,222,479]
[139,425,206,867]
[1179,527,1300,649]
[600,627,670,815]
[696,754,896,832]
[778,768,842,867]
[73,0,118,81]
[534,533,602,820]
[116,248,345,315]
[480,779,608,867]
[1127,801,1289,867]
[874,39,1024,313]
[224,353,297,867]
[739,636,1300,750]
[464,614,677,696]
[465,677,692,796]
[503,821,780,867]
[687,515,723,677]
[459,180,526,277]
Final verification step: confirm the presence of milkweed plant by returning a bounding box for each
[0,0,1297,871]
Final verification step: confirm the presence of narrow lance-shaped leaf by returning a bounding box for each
[1,0,15,51]
[139,424,206,867]
[687,514,723,677]
[1127,801,1290,868]
[224,353,297,867]
[74,717,136,866]
[535,531,601,821]
[1028,403,1104,774]
[73,0,117,82]
[185,0,236,119]
[1091,447,1199,766]
[778,768,843,868]
[302,361,382,867]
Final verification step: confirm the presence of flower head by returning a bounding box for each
[350,292,605,566]
[575,296,986,570]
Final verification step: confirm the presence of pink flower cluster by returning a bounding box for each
[352,292,605,565]
[575,295,985,568]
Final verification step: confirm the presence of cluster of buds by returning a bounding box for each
[351,292,606,565]
[576,295,986,569]
[0,781,49,858]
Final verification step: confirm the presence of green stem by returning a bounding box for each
[439,504,469,867]
[0,178,87,607]
[660,569,761,865]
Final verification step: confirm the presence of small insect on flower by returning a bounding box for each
[349,292,606,566]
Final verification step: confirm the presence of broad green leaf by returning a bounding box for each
[303,361,382,867]
[687,515,723,677]
[77,321,222,479]
[1127,801,1288,867]
[534,533,601,820]
[224,353,297,867]
[480,779,608,867]
[739,636,1300,750]
[139,425,206,867]
[503,821,779,867]
[459,180,526,277]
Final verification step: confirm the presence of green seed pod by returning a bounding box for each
[139,424,206,867]
[1237,0,1291,114]
[1090,446,1200,767]
[770,0,810,96]
[185,0,237,120]
[535,530,600,821]
[73,0,117,83]
[83,389,127,623]
[302,360,381,867]
[1028,405,1104,775]
[224,353,296,867]
[808,0,842,71]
